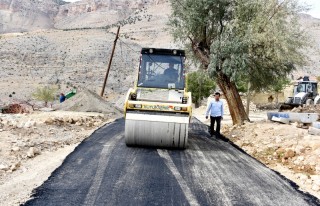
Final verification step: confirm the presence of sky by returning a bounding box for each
[300,0,320,18]
[64,0,320,19]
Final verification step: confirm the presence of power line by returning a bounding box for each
[119,40,132,69]
[117,38,141,54]
[173,0,189,11]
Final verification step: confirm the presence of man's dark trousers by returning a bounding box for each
[210,116,222,136]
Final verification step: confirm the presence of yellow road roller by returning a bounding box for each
[124,48,192,149]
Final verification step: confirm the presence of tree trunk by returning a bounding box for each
[217,72,250,125]
[275,92,279,104]
[246,82,251,116]
[195,101,200,108]
[190,43,249,125]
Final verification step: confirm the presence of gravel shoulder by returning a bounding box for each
[0,111,115,205]
[223,121,320,200]
[193,100,320,200]
[0,145,77,206]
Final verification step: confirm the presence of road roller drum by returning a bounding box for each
[125,112,189,148]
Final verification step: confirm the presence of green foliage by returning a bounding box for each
[235,79,248,93]
[187,71,216,107]
[32,86,57,106]
[267,77,291,103]
[169,0,309,91]
[269,77,291,93]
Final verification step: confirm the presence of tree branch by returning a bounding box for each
[191,43,210,69]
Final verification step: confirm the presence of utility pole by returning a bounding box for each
[100,26,120,97]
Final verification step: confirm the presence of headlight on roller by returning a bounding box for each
[134,104,142,108]
[174,106,182,111]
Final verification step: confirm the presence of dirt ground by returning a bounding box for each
[193,98,320,199]
[1,96,320,205]
[0,111,115,205]
[223,121,320,199]
[0,0,319,204]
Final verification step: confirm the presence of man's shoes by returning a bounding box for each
[210,131,216,137]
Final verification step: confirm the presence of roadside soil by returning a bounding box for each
[1,97,319,205]
[0,111,115,205]
[193,98,320,199]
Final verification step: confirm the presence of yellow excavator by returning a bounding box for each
[124,48,192,149]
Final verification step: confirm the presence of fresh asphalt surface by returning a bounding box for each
[24,118,320,206]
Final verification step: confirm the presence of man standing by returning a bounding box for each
[59,93,66,103]
[206,92,224,137]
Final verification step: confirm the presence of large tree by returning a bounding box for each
[170,0,309,125]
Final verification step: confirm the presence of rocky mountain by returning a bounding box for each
[0,0,167,33]
[0,0,318,106]
[55,0,167,29]
[0,1,172,106]
[298,14,320,77]
[0,0,62,33]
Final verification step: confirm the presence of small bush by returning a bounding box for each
[32,86,57,107]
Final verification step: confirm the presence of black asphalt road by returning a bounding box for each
[24,119,320,206]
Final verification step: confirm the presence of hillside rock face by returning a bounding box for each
[0,0,167,33]
[54,0,167,29]
[297,14,320,77]
[57,0,166,15]
[0,0,61,33]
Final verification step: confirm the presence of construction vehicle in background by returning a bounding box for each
[124,48,192,149]
[279,76,320,111]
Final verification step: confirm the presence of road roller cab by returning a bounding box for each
[124,48,192,149]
